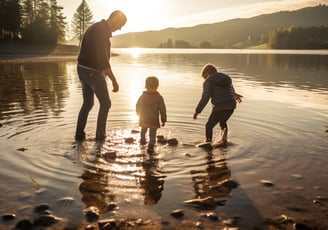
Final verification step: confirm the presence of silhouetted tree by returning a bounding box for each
[0,0,21,40]
[20,0,66,44]
[71,0,94,46]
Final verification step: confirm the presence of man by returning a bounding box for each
[75,10,127,141]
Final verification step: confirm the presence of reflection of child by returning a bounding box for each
[136,76,167,152]
[193,63,243,146]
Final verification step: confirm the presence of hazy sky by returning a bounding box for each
[57,0,327,34]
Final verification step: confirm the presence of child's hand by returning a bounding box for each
[193,111,199,119]
[161,122,165,127]
[235,93,243,103]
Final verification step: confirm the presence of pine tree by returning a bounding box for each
[71,0,94,46]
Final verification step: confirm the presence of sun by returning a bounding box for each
[99,0,166,33]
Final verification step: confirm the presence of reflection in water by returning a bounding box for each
[191,150,231,200]
[139,156,165,205]
[76,130,166,215]
[78,141,113,214]
[0,63,70,137]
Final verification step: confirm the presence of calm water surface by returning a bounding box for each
[0,49,327,229]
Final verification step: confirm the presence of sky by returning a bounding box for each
[57,0,327,35]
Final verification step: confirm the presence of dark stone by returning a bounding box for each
[167,138,178,146]
[34,214,61,226]
[103,151,117,161]
[107,202,118,211]
[34,203,50,213]
[15,219,33,230]
[260,180,274,187]
[184,196,217,210]
[98,218,117,230]
[17,147,28,151]
[124,137,135,144]
[206,212,218,221]
[157,135,168,144]
[170,209,184,218]
[83,206,100,222]
[293,223,311,230]
[210,179,239,189]
[2,213,16,221]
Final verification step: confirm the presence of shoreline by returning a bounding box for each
[0,54,78,64]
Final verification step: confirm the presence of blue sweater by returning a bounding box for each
[195,72,236,113]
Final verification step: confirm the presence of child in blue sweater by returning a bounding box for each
[193,63,243,147]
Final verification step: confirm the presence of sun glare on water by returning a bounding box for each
[128,48,144,58]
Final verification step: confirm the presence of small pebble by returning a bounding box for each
[124,137,135,144]
[260,180,274,186]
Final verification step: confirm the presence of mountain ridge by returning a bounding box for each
[111,4,328,48]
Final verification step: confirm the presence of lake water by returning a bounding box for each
[0,49,327,229]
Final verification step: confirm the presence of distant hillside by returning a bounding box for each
[112,4,328,48]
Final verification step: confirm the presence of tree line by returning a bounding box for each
[268,26,328,49]
[0,0,94,45]
[159,26,328,49]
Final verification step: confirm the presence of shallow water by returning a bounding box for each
[0,49,328,229]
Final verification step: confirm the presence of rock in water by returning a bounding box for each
[210,179,239,189]
[167,138,178,146]
[170,209,184,218]
[184,196,217,209]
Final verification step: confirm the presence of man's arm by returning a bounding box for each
[104,66,119,92]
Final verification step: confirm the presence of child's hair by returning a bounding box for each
[201,63,217,78]
[145,76,159,90]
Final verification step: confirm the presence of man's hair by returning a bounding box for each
[109,10,127,26]
[145,76,159,90]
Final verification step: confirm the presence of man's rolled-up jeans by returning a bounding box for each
[75,65,111,141]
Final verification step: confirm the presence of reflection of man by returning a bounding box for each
[191,153,231,199]
[79,169,111,214]
[78,141,115,214]
[75,10,127,141]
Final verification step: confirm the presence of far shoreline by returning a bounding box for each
[0,54,78,64]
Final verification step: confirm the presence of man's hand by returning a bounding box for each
[112,80,119,92]
[193,111,199,119]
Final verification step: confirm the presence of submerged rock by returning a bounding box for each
[210,179,239,189]
[184,196,217,210]
[167,138,178,146]
[2,213,16,221]
[34,214,62,226]
[293,222,311,230]
[124,137,135,144]
[171,209,184,218]
[260,180,274,187]
[83,206,100,222]
[103,151,117,161]
[157,135,167,144]
[34,203,50,213]
[107,202,118,211]
[15,219,33,230]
